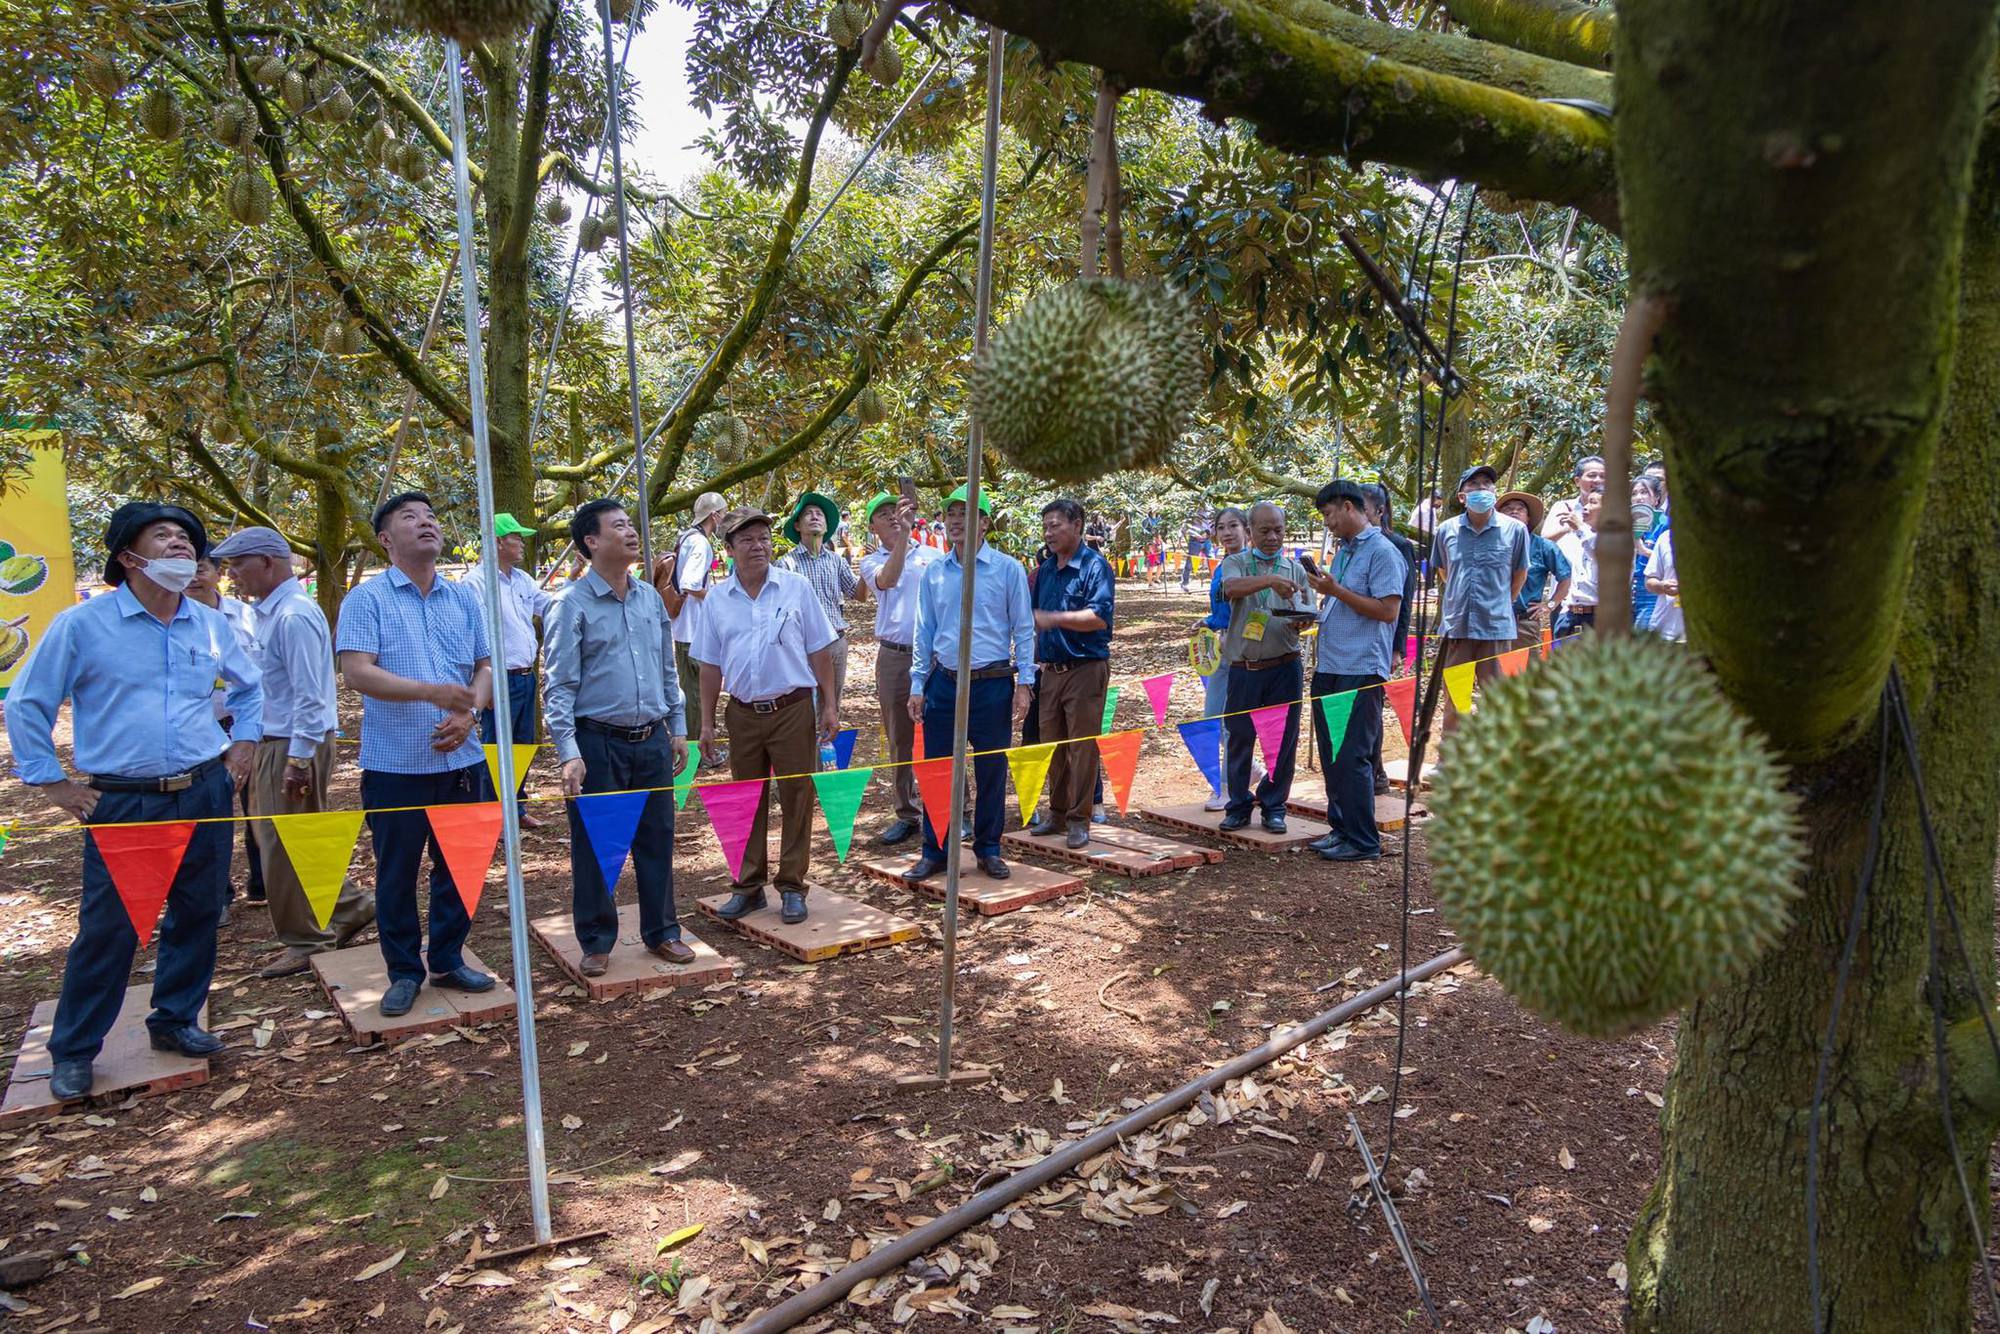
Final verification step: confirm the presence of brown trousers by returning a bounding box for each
[1438,636,1511,735]
[725,694,817,893]
[1039,659,1109,825]
[249,736,375,950]
[1514,604,1549,654]
[876,646,921,824]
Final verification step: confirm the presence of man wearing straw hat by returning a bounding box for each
[858,489,940,847]
[1498,490,1571,654]
[777,490,860,707]
[6,502,262,1101]
[467,511,550,826]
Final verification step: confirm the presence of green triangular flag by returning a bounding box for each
[1317,690,1357,749]
[1100,685,1122,736]
[674,741,701,811]
[810,766,873,863]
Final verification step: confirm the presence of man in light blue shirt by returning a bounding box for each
[1431,464,1529,734]
[5,503,261,1103]
[336,492,496,1018]
[542,500,694,971]
[904,485,1035,882]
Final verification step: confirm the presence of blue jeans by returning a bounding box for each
[1201,666,1230,794]
[1312,671,1385,856]
[53,762,232,1062]
[1224,658,1303,820]
[921,672,1012,860]
[479,669,538,797]
[361,765,482,984]
[567,726,679,956]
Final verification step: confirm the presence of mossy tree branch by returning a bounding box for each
[502,11,561,267]
[1265,0,1611,104]
[1440,0,1614,70]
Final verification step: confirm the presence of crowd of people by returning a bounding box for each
[2,451,1677,1103]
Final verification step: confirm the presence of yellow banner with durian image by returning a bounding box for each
[0,429,75,699]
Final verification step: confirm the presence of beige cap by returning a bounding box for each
[693,492,727,525]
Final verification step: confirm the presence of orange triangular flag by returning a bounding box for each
[426,802,503,918]
[1541,624,1554,658]
[90,820,196,947]
[1097,730,1143,816]
[1383,675,1417,746]
[912,726,925,763]
[913,756,958,845]
[1498,648,1530,677]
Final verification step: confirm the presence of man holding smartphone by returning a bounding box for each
[858,486,939,846]
[1216,502,1314,832]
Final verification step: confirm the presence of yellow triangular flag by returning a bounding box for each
[268,810,366,930]
[1443,662,1477,715]
[1006,743,1058,828]
[483,742,540,798]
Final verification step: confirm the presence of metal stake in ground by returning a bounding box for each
[597,0,653,573]
[443,39,552,1245]
[1347,1109,1441,1327]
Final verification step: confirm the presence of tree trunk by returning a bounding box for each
[312,478,349,629]
[482,50,536,523]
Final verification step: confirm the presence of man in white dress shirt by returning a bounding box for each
[663,492,727,768]
[189,553,264,908]
[467,512,551,826]
[857,491,938,847]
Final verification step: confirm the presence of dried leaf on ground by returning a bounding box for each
[350,1248,407,1282]
[210,1085,249,1110]
[110,1277,165,1300]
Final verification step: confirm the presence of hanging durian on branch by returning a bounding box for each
[137,85,184,141]
[577,213,609,252]
[212,101,257,152]
[543,194,572,225]
[385,0,556,43]
[863,37,902,85]
[855,385,887,425]
[225,170,273,225]
[81,49,125,100]
[826,1,866,48]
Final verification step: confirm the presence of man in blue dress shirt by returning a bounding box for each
[5,503,262,1103]
[542,500,694,973]
[1027,498,1114,849]
[904,485,1035,882]
[1432,465,1530,734]
[335,493,498,1018]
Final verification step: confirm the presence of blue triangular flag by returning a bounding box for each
[1176,717,1225,799]
[833,726,858,770]
[573,791,651,900]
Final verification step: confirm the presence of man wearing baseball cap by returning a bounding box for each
[5,502,264,1102]
[857,489,940,845]
[466,512,551,826]
[1432,465,1530,733]
[656,492,727,765]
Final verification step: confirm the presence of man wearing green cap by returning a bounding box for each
[467,512,551,826]
[858,489,939,845]
[777,491,860,707]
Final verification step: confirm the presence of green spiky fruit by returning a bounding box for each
[971,278,1205,482]
[280,69,310,115]
[81,50,125,100]
[577,214,608,252]
[542,194,572,225]
[137,85,184,141]
[212,101,257,151]
[826,1,863,48]
[856,385,887,425]
[323,320,366,356]
[253,53,288,86]
[729,415,752,456]
[225,171,273,226]
[385,0,555,43]
[1427,634,1806,1037]
[863,38,902,86]
[394,142,431,183]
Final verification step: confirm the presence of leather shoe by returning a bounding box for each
[779,890,808,924]
[380,978,420,1017]
[334,910,377,950]
[1262,811,1288,834]
[1319,841,1382,862]
[1065,822,1090,850]
[149,1023,224,1057]
[1307,832,1339,853]
[579,953,610,977]
[716,889,768,920]
[48,1060,94,1102]
[430,965,496,993]
[258,946,315,979]
[651,939,697,965]
[903,858,944,883]
[978,855,1011,880]
[1218,812,1251,831]
[875,818,920,847]
[1026,819,1062,839]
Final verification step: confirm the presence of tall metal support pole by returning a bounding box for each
[598,1,654,572]
[443,40,552,1244]
[935,28,1004,1082]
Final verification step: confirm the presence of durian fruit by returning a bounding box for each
[542,194,572,225]
[225,170,273,225]
[385,0,556,43]
[0,618,28,674]
[393,141,431,183]
[1426,633,1805,1038]
[137,85,185,141]
[826,1,865,48]
[576,214,608,252]
[212,101,257,151]
[863,38,902,86]
[971,277,1206,482]
[855,384,887,425]
[607,0,638,21]
[206,410,240,443]
[280,69,310,115]
[252,52,288,86]
[323,320,366,356]
[727,414,752,457]
[81,50,125,100]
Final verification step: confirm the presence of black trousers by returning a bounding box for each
[567,725,679,955]
[1312,671,1386,856]
[1224,657,1303,819]
[362,765,482,984]
[922,673,1011,859]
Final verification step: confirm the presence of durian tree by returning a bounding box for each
[923,0,2000,1329]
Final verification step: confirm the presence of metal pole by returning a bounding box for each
[443,40,552,1245]
[738,948,1469,1333]
[598,0,653,573]
[934,27,1004,1083]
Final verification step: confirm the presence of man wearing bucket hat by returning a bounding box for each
[466,512,551,826]
[858,489,941,846]
[777,491,860,707]
[1497,491,1571,654]
[6,502,264,1102]
[657,492,727,764]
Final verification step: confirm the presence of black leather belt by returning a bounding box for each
[933,660,1015,682]
[879,641,913,654]
[90,755,223,794]
[729,686,811,715]
[1241,652,1301,672]
[1039,658,1104,674]
[577,716,664,743]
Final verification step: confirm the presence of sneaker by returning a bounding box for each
[1203,792,1228,812]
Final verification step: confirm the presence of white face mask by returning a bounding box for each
[133,555,198,593]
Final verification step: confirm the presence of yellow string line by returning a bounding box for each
[3,637,1561,836]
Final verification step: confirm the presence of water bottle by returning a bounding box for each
[818,739,838,771]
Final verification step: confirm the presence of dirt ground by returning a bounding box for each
[0,585,1671,1332]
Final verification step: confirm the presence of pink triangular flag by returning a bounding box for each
[1249,702,1293,773]
[696,779,766,884]
[1140,672,1175,727]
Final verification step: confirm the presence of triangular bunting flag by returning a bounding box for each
[673,741,700,811]
[832,727,858,770]
[1006,743,1058,827]
[1317,690,1356,751]
[1384,674,1417,745]
[268,810,365,930]
[1443,662,1477,714]
[1140,673,1175,727]
[1177,718,1224,798]
[483,742,540,799]
[574,791,652,898]
[427,802,503,918]
[811,766,873,863]
[1099,686,1122,736]
[913,756,957,844]
[695,779,765,883]
[1541,624,1554,658]
[1498,648,1530,677]
[912,726,926,763]
[1097,730,1143,816]
[1249,703,1292,773]
[90,820,196,947]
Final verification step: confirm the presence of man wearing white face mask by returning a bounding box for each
[5,503,263,1104]
[1431,465,1529,736]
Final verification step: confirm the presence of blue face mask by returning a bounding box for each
[1465,489,1497,514]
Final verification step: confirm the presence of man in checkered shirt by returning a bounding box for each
[776,492,860,708]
